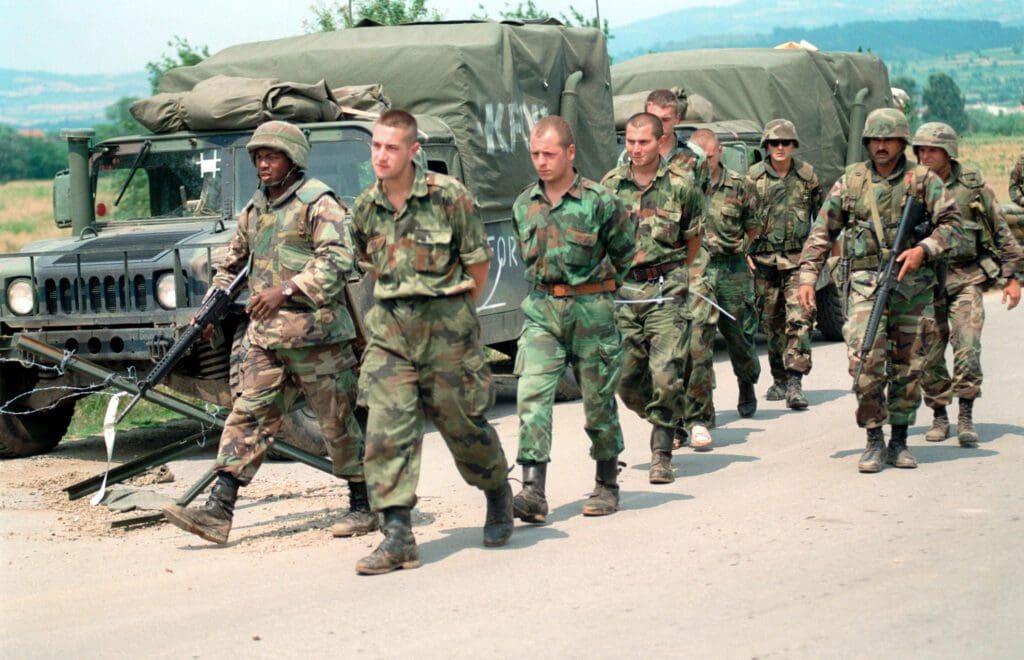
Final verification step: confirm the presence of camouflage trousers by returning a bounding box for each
[515,290,625,463]
[921,282,985,407]
[844,272,937,428]
[216,341,363,485]
[707,254,761,384]
[682,272,719,429]
[615,272,691,430]
[358,294,508,511]
[756,264,813,380]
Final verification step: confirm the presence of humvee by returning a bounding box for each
[0,20,615,458]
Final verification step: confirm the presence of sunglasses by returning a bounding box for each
[766,140,795,147]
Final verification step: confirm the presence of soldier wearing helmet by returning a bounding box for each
[738,118,822,412]
[913,122,1023,448]
[1010,152,1024,208]
[163,120,376,544]
[797,107,961,473]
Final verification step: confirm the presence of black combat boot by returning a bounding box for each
[765,379,787,401]
[737,379,757,418]
[355,507,421,575]
[512,463,549,524]
[582,459,620,516]
[649,426,675,484]
[161,472,239,544]
[483,480,514,547]
[331,480,381,538]
[785,371,808,410]
[886,424,918,469]
[925,405,950,442]
[958,398,980,447]
[858,428,886,474]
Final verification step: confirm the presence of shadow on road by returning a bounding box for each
[804,388,850,406]
[830,445,998,464]
[419,522,570,563]
[629,452,758,479]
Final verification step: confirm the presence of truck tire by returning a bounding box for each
[815,283,846,342]
[0,399,76,459]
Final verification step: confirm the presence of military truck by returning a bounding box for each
[0,20,615,458]
[611,47,896,340]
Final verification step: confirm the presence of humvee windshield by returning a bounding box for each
[94,146,224,221]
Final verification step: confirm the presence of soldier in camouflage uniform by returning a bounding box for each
[513,115,635,521]
[350,110,513,575]
[643,88,712,192]
[742,119,822,411]
[1009,152,1024,207]
[798,108,960,473]
[601,112,704,484]
[162,121,375,544]
[690,129,761,419]
[913,123,1023,447]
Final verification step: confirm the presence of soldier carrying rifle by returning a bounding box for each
[796,109,960,474]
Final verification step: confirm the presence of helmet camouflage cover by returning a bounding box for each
[862,108,911,144]
[246,120,309,169]
[912,121,959,159]
[761,118,800,147]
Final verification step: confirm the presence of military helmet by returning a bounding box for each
[246,120,309,169]
[861,108,911,144]
[761,118,800,147]
[911,121,959,159]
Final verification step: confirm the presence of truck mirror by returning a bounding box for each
[53,169,72,229]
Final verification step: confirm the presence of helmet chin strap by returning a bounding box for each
[262,165,298,190]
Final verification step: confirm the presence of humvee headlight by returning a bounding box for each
[6,278,35,315]
[155,273,177,309]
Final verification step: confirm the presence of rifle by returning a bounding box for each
[851,197,927,393]
[115,266,249,424]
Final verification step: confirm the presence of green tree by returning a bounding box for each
[305,0,442,31]
[145,36,211,94]
[473,1,610,38]
[923,72,969,133]
[0,125,67,182]
[92,97,146,141]
[890,75,917,98]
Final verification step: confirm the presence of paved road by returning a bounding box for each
[2,291,1022,658]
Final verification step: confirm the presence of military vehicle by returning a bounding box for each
[0,20,615,458]
[611,47,896,340]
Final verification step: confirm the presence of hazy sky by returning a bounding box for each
[1,0,726,75]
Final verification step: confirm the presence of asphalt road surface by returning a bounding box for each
[2,291,1022,658]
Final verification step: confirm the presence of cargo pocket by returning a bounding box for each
[651,208,682,246]
[278,243,312,282]
[564,226,598,266]
[413,228,453,273]
[462,347,494,418]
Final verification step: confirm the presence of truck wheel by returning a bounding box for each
[815,283,846,342]
[272,409,328,458]
[0,402,76,459]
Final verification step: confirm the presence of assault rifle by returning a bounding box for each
[851,197,928,393]
[115,266,249,423]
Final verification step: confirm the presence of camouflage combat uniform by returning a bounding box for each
[706,165,761,386]
[513,173,635,465]
[743,158,822,383]
[1009,152,1024,207]
[798,156,959,430]
[213,176,363,484]
[600,158,704,432]
[681,244,718,430]
[351,163,508,511]
[921,161,1024,407]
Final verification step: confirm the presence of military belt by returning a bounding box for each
[628,260,686,282]
[849,252,889,271]
[535,279,616,298]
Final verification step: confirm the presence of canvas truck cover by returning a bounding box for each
[611,48,893,187]
[159,21,616,211]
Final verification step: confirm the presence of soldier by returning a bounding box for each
[350,109,513,574]
[642,88,711,191]
[742,119,822,410]
[797,108,960,473]
[690,128,761,419]
[1009,152,1024,208]
[161,121,375,544]
[913,123,1023,447]
[512,115,635,520]
[601,112,704,484]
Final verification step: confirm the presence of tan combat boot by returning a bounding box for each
[925,406,950,442]
[858,428,886,473]
[355,507,421,575]
[957,398,980,447]
[648,426,675,484]
[161,473,239,544]
[331,480,381,537]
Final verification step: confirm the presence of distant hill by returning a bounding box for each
[0,69,147,131]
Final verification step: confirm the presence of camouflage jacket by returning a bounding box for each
[215,176,357,350]
[617,140,711,192]
[351,163,491,300]
[705,165,755,257]
[798,156,960,300]
[1010,152,1024,207]
[513,173,635,287]
[942,161,1023,290]
[600,158,704,270]
[742,157,823,268]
